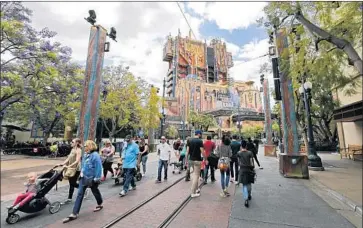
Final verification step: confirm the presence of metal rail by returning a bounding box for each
[101,175,186,228]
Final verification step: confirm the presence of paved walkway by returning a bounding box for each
[229,150,357,228]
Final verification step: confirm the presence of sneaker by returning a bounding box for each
[155,180,161,183]
[191,193,200,198]
[211,179,216,182]
[224,189,230,196]
[61,199,72,205]
[248,195,252,200]
[129,186,136,191]
[244,200,249,208]
[203,180,207,185]
[230,179,234,183]
[196,188,201,194]
[119,190,126,197]
[164,178,168,181]
[220,191,226,197]
[259,167,263,170]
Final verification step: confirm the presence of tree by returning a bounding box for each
[165,125,178,139]
[260,2,362,74]
[100,71,143,141]
[188,111,217,132]
[0,2,67,127]
[260,2,361,143]
[240,125,264,139]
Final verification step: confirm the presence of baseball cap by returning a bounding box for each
[194,130,202,135]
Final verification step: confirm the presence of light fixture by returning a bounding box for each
[108,27,117,42]
[268,46,276,57]
[304,81,312,91]
[85,10,96,25]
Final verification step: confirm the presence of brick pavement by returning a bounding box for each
[169,173,236,228]
[112,179,193,228]
[46,173,185,228]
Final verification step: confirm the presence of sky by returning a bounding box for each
[23,1,274,94]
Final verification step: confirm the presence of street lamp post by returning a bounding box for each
[299,81,324,170]
[160,78,166,138]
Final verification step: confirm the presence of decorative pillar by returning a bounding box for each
[275,27,308,179]
[262,77,275,156]
[77,26,107,146]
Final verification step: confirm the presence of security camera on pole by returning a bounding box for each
[77,10,117,152]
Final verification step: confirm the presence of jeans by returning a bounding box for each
[123,168,136,192]
[230,157,239,181]
[157,159,168,181]
[220,169,230,190]
[68,171,80,199]
[204,163,215,181]
[73,178,103,215]
[141,155,148,174]
[190,160,201,194]
[242,184,252,200]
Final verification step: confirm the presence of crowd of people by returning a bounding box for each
[7,131,262,224]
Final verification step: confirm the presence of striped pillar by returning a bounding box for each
[275,28,299,155]
[77,26,107,146]
[263,79,273,144]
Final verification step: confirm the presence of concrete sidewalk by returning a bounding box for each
[229,151,356,228]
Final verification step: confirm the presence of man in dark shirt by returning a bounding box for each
[230,135,241,182]
[186,130,206,198]
[237,140,255,208]
[247,137,262,169]
[203,135,216,183]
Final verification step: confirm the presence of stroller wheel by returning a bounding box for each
[178,171,181,174]
[172,171,175,174]
[49,201,61,214]
[6,214,20,224]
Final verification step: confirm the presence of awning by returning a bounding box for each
[333,100,363,122]
[1,124,31,132]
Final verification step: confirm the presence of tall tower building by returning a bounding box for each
[162,30,234,97]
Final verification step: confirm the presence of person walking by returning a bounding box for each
[186,130,206,198]
[203,135,216,184]
[173,138,182,159]
[247,137,262,169]
[63,140,103,223]
[139,138,149,176]
[230,135,240,183]
[156,136,171,183]
[58,138,83,204]
[237,140,256,208]
[215,135,233,197]
[119,135,140,197]
[100,139,115,181]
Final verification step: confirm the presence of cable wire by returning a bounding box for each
[176,2,197,39]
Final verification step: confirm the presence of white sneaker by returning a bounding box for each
[129,186,136,191]
[196,188,201,194]
[119,190,126,197]
[191,193,200,198]
[220,191,226,197]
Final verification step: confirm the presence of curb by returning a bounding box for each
[310,176,362,217]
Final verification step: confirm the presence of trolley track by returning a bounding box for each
[101,174,209,228]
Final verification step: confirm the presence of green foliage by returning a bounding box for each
[188,111,217,132]
[241,125,264,139]
[165,125,178,139]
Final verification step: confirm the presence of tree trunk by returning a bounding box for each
[295,11,363,75]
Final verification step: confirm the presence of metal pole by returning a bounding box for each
[303,87,324,169]
[160,78,166,137]
[77,25,107,148]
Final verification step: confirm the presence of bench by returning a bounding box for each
[348,144,362,161]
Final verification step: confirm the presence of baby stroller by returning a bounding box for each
[169,161,183,174]
[5,166,64,224]
[114,164,142,185]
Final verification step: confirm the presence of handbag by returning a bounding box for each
[63,167,77,179]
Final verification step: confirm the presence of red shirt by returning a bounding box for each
[203,140,216,157]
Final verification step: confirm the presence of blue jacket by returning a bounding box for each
[81,151,102,180]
